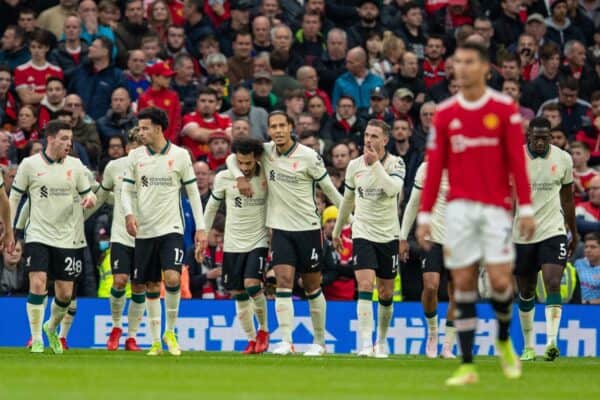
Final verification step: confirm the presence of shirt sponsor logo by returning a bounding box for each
[40,186,71,198]
[234,196,265,208]
[268,170,299,184]
[450,135,500,153]
[140,176,174,187]
[356,186,384,199]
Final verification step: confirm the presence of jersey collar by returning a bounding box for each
[277,140,297,157]
[41,149,65,164]
[146,140,171,155]
[526,144,550,159]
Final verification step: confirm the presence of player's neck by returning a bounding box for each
[276,140,295,155]
[148,137,168,154]
[44,147,62,162]
[460,84,487,103]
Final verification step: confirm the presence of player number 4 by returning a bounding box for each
[311,248,319,262]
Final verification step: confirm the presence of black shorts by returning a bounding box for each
[353,238,399,280]
[222,247,268,291]
[25,242,84,282]
[515,235,568,277]
[111,242,134,276]
[133,233,184,284]
[271,229,322,273]
[422,243,451,280]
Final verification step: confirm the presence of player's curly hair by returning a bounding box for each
[137,107,169,131]
[231,136,264,157]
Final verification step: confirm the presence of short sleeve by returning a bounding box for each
[562,152,574,186]
[388,156,406,181]
[101,162,115,191]
[76,161,92,195]
[307,151,328,181]
[211,172,227,201]
[179,150,196,186]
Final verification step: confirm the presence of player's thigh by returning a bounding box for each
[422,242,444,290]
[539,235,568,268]
[273,264,295,288]
[450,265,479,291]
[292,229,323,274]
[133,238,161,284]
[444,201,483,269]
[354,268,376,292]
[271,229,298,269]
[222,252,246,291]
[24,243,50,292]
[110,242,134,277]
[481,205,515,266]
[50,247,84,282]
[353,238,378,275]
[159,234,184,286]
[243,247,268,281]
[374,240,399,280]
[514,243,540,278]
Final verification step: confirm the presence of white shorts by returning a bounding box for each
[444,200,515,269]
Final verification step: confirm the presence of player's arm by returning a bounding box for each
[311,153,343,207]
[400,182,421,242]
[203,173,225,231]
[16,87,43,105]
[9,161,29,227]
[121,156,137,236]
[181,153,208,260]
[14,196,28,231]
[560,153,578,254]
[332,163,355,251]
[0,183,14,251]
[372,158,405,197]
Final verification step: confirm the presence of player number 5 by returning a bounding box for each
[559,243,567,259]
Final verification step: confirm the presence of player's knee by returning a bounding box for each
[378,290,393,303]
[131,283,146,294]
[423,279,439,294]
[275,274,294,289]
[146,282,161,293]
[164,274,180,288]
[489,276,512,293]
[357,280,374,293]
[112,275,128,289]
[545,275,562,293]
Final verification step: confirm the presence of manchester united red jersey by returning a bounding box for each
[13,61,63,94]
[421,88,532,215]
[138,87,182,143]
[181,112,231,159]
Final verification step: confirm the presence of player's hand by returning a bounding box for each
[416,223,432,252]
[194,229,208,262]
[236,177,253,197]
[125,215,138,237]
[519,216,536,241]
[399,240,410,262]
[206,267,222,279]
[567,232,579,258]
[364,145,378,165]
[2,228,15,254]
[332,236,343,253]
[80,194,96,209]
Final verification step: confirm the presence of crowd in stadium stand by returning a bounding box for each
[0,0,599,304]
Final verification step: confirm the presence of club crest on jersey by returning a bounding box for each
[168,159,174,170]
[164,99,171,106]
[551,164,557,175]
[483,113,500,130]
[66,169,73,180]
[292,161,299,171]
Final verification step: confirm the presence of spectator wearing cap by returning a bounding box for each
[391,88,415,126]
[49,15,90,82]
[123,49,150,103]
[314,28,348,96]
[524,12,547,47]
[171,53,202,115]
[492,0,524,49]
[226,31,253,86]
[561,40,599,102]
[294,11,328,66]
[251,71,280,113]
[69,37,127,121]
[422,35,446,89]
[347,0,385,50]
[394,2,426,60]
[385,51,426,106]
[545,0,585,50]
[114,0,152,68]
[296,65,332,115]
[566,0,595,46]
[537,76,592,137]
[137,61,182,143]
[225,86,268,141]
[521,42,562,112]
[96,87,137,150]
[332,46,383,114]
[199,130,231,170]
[218,0,252,57]
[269,50,302,101]
[184,0,216,59]
[366,86,394,126]
[322,95,366,147]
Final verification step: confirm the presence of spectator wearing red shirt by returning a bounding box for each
[577,91,600,164]
[517,32,540,82]
[199,130,231,170]
[138,61,182,143]
[422,35,446,88]
[576,175,600,236]
[571,141,599,205]
[203,0,231,29]
[0,66,17,130]
[148,0,172,42]
[11,105,40,158]
[14,30,63,106]
[296,65,332,115]
[168,0,186,26]
[38,77,67,131]
[181,87,232,159]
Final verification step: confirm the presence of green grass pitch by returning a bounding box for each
[0,348,598,400]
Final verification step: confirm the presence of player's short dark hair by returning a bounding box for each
[45,120,72,137]
[559,76,579,92]
[137,107,169,131]
[267,110,295,127]
[584,232,600,245]
[367,119,391,136]
[456,41,490,62]
[197,87,219,100]
[528,116,551,131]
[45,76,64,88]
[231,136,264,157]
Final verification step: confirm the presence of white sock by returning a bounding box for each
[357,298,374,348]
[251,292,268,332]
[377,302,393,344]
[26,294,46,342]
[127,293,146,338]
[444,324,456,347]
[545,305,562,346]
[308,289,327,345]
[146,296,161,343]
[236,297,256,341]
[275,289,294,343]
[59,299,77,339]
[519,308,535,349]
[110,288,126,329]
[164,286,181,333]
[47,298,69,333]
[426,314,438,338]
